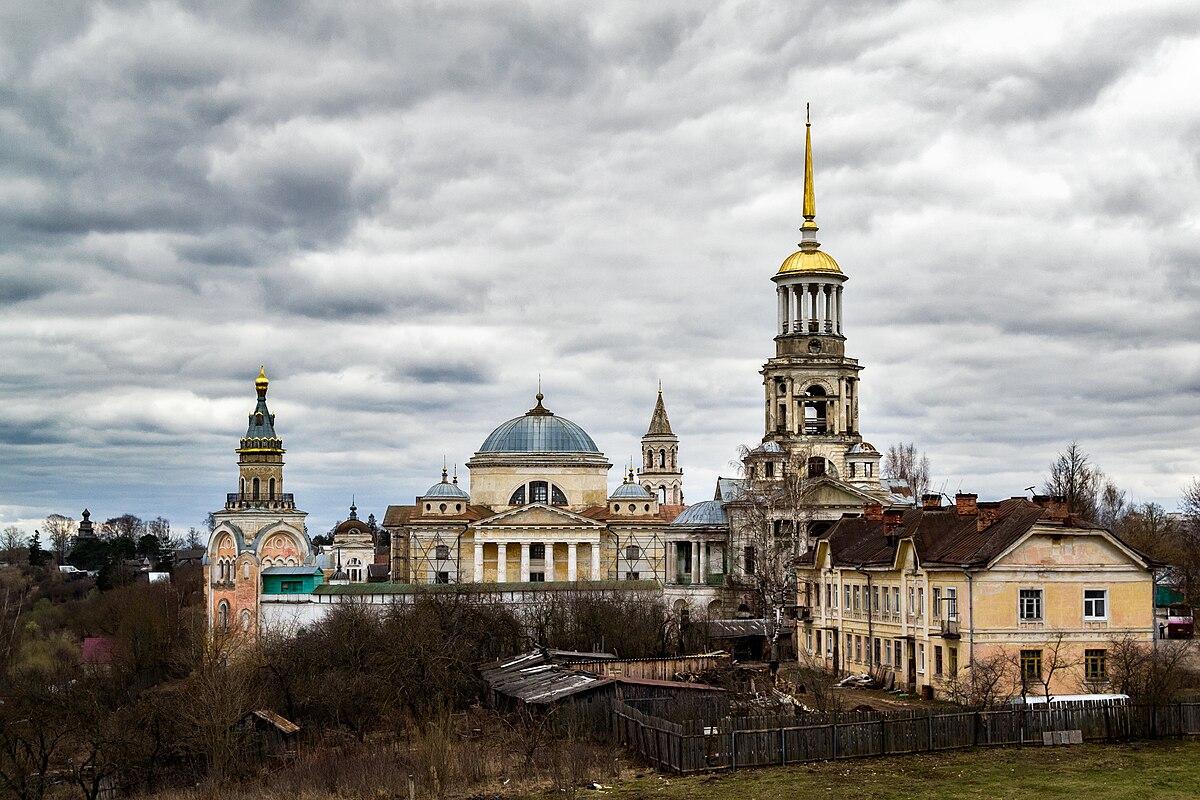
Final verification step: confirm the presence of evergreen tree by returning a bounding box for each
[27,530,47,566]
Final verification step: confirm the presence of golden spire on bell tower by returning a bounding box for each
[802,103,817,232]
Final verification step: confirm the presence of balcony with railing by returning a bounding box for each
[226,492,296,511]
[940,617,961,638]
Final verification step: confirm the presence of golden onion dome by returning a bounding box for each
[255,366,269,396]
[777,249,842,275]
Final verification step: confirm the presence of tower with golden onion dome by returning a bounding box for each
[760,110,880,487]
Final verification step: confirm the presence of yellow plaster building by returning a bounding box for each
[798,493,1156,699]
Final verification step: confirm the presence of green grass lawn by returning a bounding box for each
[580,740,1200,800]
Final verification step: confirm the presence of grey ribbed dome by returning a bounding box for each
[478,394,600,454]
[424,480,469,499]
[670,500,727,526]
[611,481,652,499]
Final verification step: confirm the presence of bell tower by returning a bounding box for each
[637,387,683,505]
[761,110,866,476]
[229,367,292,510]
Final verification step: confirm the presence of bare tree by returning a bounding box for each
[1096,479,1128,530]
[186,527,204,548]
[728,445,819,664]
[882,442,931,500]
[944,650,1016,708]
[1044,442,1103,522]
[1011,632,1078,701]
[1,525,23,559]
[102,514,145,541]
[1104,633,1196,706]
[42,514,75,564]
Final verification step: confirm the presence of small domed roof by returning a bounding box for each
[777,249,841,275]
[478,393,600,454]
[423,468,469,499]
[670,500,727,526]
[751,441,785,454]
[848,442,878,455]
[334,503,372,536]
[611,469,652,499]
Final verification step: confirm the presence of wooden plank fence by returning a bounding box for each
[612,700,1200,774]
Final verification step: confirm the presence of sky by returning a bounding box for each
[3,0,1200,539]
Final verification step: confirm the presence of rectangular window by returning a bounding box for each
[529,571,545,582]
[855,635,862,662]
[883,640,891,665]
[435,571,450,584]
[918,643,925,674]
[945,587,958,620]
[893,587,901,615]
[1021,649,1042,682]
[1019,589,1043,620]
[1085,649,1107,681]
[826,633,834,658]
[280,580,301,592]
[908,587,915,615]
[853,585,861,611]
[872,585,880,613]
[934,645,943,677]
[917,587,924,618]
[826,583,834,608]
[1084,589,1108,620]
[765,461,775,478]
[874,637,881,664]
[894,640,903,668]
[865,463,873,477]
[948,647,958,676]
[530,543,546,560]
[625,571,640,580]
[625,545,640,561]
[744,546,756,575]
[845,585,851,609]
[435,544,450,560]
[806,629,813,652]
[882,587,890,613]
[849,463,857,478]
[932,587,942,620]
[816,630,822,654]
[845,632,852,660]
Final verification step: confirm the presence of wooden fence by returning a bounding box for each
[612,700,1200,774]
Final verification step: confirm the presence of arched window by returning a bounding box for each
[217,600,230,632]
[509,485,526,505]
[241,609,251,632]
[252,477,260,500]
[240,477,246,497]
[807,456,827,478]
[530,481,549,503]
[659,487,667,503]
[269,477,276,500]
[243,561,250,579]
[551,486,567,505]
[658,449,666,468]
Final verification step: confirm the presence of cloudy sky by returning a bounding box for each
[4,0,1200,538]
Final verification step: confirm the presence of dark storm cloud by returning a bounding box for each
[3,0,1200,534]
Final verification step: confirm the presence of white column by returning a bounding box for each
[823,285,832,332]
[567,542,578,582]
[837,286,843,334]
[698,540,707,584]
[778,287,787,334]
[591,541,601,580]
[798,283,807,333]
[667,541,676,584]
[520,542,530,582]
[546,542,556,582]
[497,542,508,583]
[789,286,798,332]
[691,542,700,584]
[473,542,484,583]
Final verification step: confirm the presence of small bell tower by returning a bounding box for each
[229,367,292,510]
[637,387,684,505]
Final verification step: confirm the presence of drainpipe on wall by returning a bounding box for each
[961,565,974,668]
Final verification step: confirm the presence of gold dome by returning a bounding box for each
[777,249,842,275]
[255,366,269,396]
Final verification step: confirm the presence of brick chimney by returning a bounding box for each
[976,503,998,532]
[955,493,977,516]
[864,503,884,521]
[921,493,942,510]
[1046,495,1069,522]
[883,509,904,539]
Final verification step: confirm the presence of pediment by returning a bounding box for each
[990,529,1147,570]
[801,478,881,508]
[472,503,603,528]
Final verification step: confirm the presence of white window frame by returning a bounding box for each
[1083,588,1108,620]
[1019,588,1044,621]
